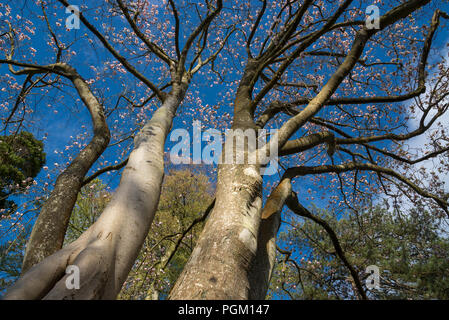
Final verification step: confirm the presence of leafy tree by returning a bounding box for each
[0,179,102,294]
[270,203,449,299]
[2,0,449,300]
[0,131,45,215]
[0,131,45,293]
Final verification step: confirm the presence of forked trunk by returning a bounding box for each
[4,85,186,299]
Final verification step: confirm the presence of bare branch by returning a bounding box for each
[246,0,267,58]
[190,26,236,74]
[177,0,223,78]
[168,0,181,59]
[282,8,442,108]
[251,0,353,109]
[58,0,166,101]
[285,194,368,300]
[279,131,335,157]
[269,0,431,152]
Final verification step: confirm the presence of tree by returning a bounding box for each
[269,203,449,299]
[0,131,45,215]
[0,130,45,292]
[1,0,449,300]
[169,0,449,300]
[0,225,30,294]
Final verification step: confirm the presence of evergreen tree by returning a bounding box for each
[0,131,46,215]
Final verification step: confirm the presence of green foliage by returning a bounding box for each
[0,131,46,214]
[0,179,106,293]
[269,203,449,300]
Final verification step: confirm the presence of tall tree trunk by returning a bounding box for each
[4,83,187,300]
[22,68,111,273]
[169,162,263,299]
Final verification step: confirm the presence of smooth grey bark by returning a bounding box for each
[248,177,292,299]
[21,65,111,273]
[247,213,280,299]
[4,82,187,299]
